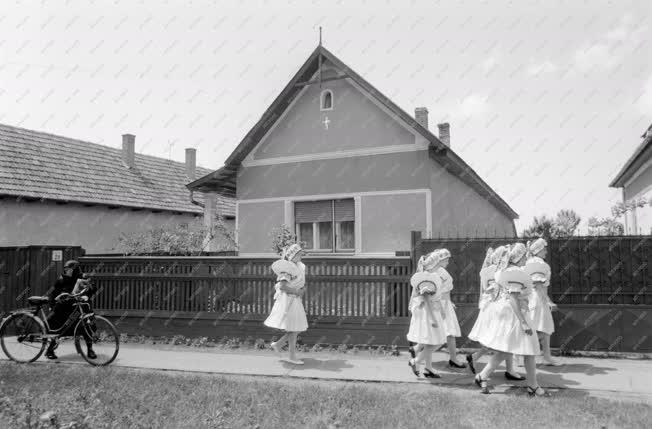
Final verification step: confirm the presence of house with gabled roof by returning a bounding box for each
[0,124,236,253]
[188,45,518,256]
[610,123,652,234]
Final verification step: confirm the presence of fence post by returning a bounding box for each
[410,231,423,273]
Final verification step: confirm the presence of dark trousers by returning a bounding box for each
[46,303,93,352]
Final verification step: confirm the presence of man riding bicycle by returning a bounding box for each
[45,260,97,360]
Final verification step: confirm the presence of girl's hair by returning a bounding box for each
[495,244,512,272]
[417,255,427,273]
[482,247,494,268]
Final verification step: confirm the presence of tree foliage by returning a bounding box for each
[587,216,624,236]
[116,215,236,255]
[269,224,306,256]
[522,209,581,238]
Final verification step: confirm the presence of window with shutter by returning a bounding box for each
[294,198,355,253]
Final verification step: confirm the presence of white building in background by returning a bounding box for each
[610,123,652,235]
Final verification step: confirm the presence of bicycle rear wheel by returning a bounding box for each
[0,312,47,363]
[74,315,119,366]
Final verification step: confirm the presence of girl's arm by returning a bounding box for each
[508,292,532,335]
[278,280,300,296]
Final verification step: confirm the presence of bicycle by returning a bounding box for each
[0,287,120,366]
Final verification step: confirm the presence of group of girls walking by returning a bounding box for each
[262,240,559,398]
[407,238,558,397]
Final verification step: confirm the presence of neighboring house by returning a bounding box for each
[610,124,652,235]
[188,45,518,257]
[0,124,235,253]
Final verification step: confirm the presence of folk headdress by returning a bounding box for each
[482,247,494,268]
[508,243,527,265]
[526,238,547,258]
[417,250,439,273]
[282,243,306,262]
[271,243,305,280]
[491,246,508,266]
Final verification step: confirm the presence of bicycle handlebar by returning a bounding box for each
[55,287,90,302]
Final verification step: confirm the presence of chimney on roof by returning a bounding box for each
[122,134,135,168]
[185,148,196,181]
[437,123,450,147]
[415,107,429,129]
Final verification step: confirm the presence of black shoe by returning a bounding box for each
[423,368,441,379]
[466,354,476,374]
[505,371,526,381]
[45,350,58,360]
[408,359,420,377]
[449,359,467,369]
[408,346,416,359]
[87,349,97,359]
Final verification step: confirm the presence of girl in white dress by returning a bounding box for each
[524,238,560,366]
[407,251,448,378]
[474,243,550,397]
[434,249,467,368]
[264,243,308,365]
[467,246,524,381]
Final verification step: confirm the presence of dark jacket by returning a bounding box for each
[48,275,79,305]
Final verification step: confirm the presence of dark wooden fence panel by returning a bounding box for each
[0,245,85,316]
[412,233,651,305]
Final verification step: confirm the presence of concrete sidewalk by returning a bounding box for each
[3,344,651,403]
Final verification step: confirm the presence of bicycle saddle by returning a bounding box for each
[27,296,49,305]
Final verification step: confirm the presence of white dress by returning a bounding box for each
[263,261,308,333]
[524,256,555,335]
[468,265,498,342]
[406,272,447,346]
[475,266,541,356]
[436,267,461,337]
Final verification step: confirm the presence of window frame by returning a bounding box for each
[294,198,355,254]
[320,89,334,111]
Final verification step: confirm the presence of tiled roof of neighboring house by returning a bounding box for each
[610,124,652,188]
[187,45,518,220]
[0,123,236,217]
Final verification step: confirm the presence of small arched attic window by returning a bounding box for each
[320,89,333,111]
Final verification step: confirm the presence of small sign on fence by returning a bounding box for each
[52,250,62,261]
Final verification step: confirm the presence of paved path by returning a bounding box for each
[2,344,651,403]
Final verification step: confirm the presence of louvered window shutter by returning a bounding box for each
[294,200,333,223]
[334,199,354,221]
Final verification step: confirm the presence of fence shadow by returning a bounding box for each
[538,362,618,376]
[284,357,355,372]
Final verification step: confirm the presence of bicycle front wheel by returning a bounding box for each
[0,312,47,363]
[74,315,119,366]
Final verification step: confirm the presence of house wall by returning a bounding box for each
[250,61,415,160]
[428,163,515,237]
[361,193,427,253]
[0,199,204,254]
[623,160,652,234]
[231,57,515,253]
[236,200,285,254]
[238,151,430,200]
[235,149,515,254]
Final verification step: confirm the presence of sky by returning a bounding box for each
[1,0,651,233]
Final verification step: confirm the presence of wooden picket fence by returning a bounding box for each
[80,256,413,318]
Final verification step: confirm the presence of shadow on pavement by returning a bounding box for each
[285,358,355,372]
